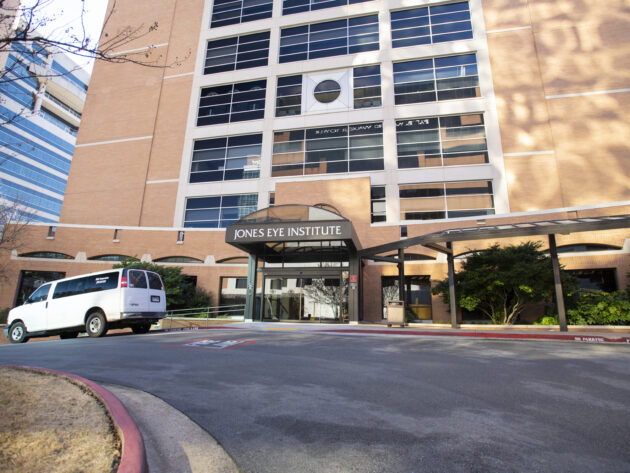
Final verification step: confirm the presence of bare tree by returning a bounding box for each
[0,0,190,86]
[302,279,342,319]
[0,196,30,282]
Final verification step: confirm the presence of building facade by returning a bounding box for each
[1,0,629,322]
[0,40,87,223]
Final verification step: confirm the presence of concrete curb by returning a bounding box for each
[8,365,148,473]
[149,324,630,343]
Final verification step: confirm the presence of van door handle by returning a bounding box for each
[46,302,48,308]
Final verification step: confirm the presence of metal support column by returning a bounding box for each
[349,252,360,323]
[446,241,458,328]
[244,255,258,322]
[398,248,406,312]
[548,234,567,331]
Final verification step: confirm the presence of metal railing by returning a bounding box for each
[162,304,245,329]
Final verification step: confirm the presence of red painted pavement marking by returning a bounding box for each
[312,329,630,343]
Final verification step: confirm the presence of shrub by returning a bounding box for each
[432,242,577,325]
[567,291,630,325]
[534,315,558,325]
[0,308,8,324]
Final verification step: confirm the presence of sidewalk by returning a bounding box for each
[104,384,241,473]
[164,321,630,344]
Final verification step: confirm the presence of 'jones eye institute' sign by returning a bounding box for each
[226,221,354,244]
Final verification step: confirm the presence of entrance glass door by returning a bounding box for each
[262,276,347,322]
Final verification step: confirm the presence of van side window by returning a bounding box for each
[93,272,119,291]
[129,270,147,288]
[53,278,83,299]
[53,272,120,299]
[147,272,163,290]
[28,283,51,303]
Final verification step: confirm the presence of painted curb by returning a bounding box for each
[6,365,148,473]
[313,329,630,343]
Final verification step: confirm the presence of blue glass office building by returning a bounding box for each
[0,41,88,222]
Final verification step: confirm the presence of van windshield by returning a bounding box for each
[28,284,51,303]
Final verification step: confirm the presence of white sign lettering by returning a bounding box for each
[232,224,344,241]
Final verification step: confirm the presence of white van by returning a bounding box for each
[4,268,167,344]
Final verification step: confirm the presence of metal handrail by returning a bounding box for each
[163,304,245,329]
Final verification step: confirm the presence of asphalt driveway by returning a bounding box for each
[2,326,630,473]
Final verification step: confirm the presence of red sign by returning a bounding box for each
[349,275,358,283]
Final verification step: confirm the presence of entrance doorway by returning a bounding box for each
[261,274,348,322]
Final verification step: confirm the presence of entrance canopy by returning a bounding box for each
[360,214,630,331]
[225,204,361,263]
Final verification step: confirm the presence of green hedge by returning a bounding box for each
[536,291,630,325]
[567,291,630,325]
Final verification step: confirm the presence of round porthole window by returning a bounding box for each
[313,80,341,103]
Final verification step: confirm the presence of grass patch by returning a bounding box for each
[0,367,120,473]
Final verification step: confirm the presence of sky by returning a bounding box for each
[26,0,109,73]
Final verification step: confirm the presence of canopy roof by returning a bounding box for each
[226,205,360,260]
[360,214,630,257]
[236,204,346,224]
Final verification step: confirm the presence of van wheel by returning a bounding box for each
[86,311,107,338]
[132,324,151,334]
[8,322,28,344]
[60,332,79,340]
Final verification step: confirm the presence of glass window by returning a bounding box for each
[184,194,258,228]
[190,134,262,183]
[283,0,372,15]
[279,15,379,64]
[15,270,65,306]
[197,80,266,126]
[28,283,51,303]
[147,272,164,290]
[205,32,270,74]
[211,0,273,28]
[19,251,73,259]
[399,180,494,221]
[128,270,148,289]
[275,75,302,117]
[371,186,386,223]
[391,2,472,49]
[272,122,383,177]
[567,268,617,292]
[394,54,479,106]
[276,66,381,116]
[353,65,381,109]
[88,255,134,262]
[154,256,204,263]
[396,114,488,169]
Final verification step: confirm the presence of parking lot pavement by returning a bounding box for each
[2,327,630,473]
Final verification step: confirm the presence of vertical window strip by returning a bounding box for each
[211,0,273,29]
[396,114,488,170]
[393,54,479,106]
[353,65,382,108]
[197,79,266,126]
[190,134,263,183]
[275,75,302,117]
[399,180,494,221]
[282,0,372,16]
[279,15,379,64]
[390,1,472,49]
[204,32,270,75]
[184,194,258,228]
[370,186,386,223]
[271,122,384,177]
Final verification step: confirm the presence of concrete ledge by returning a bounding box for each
[9,365,148,473]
